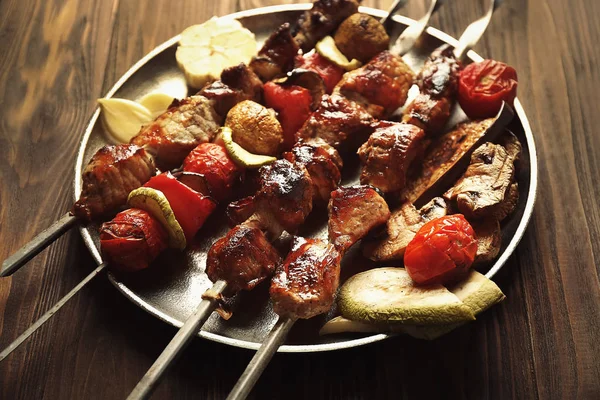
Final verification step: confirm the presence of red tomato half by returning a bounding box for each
[264,82,312,151]
[404,214,478,285]
[458,59,518,119]
[295,52,344,93]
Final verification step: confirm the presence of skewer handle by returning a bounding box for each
[380,0,409,28]
[226,317,297,400]
[454,0,504,60]
[1,212,78,277]
[126,280,228,400]
[391,0,445,56]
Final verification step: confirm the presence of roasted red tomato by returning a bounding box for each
[100,209,169,272]
[144,172,217,242]
[295,52,344,93]
[182,143,241,202]
[264,82,312,151]
[404,214,478,285]
[458,59,518,119]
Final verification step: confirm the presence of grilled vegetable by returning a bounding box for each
[97,98,153,143]
[404,215,478,285]
[221,127,276,168]
[138,92,175,119]
[315,36,362,71]
[225,100,283,156]
[295,52,345,93]
[333,13,389,63]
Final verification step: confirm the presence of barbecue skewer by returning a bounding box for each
[391,0,444,56]
[226,2,505,398]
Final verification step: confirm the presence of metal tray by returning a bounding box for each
[74,4,538,353]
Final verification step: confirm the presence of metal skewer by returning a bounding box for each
[380,0,409,28]
[454,0,504,60]
[391,0,445,56]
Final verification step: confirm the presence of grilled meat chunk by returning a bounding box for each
[334,51,414,118]
[72,144,155,221]
[199,64,263,117]
[417,45,461,99]
[328,185,391,252]
[357,122,425,193]
[293,0,360,52]
[402,95,452,135]
[362,197,448,261]
[471,218,502,265]
[250,23,300,81]
[131,96,221,170]
[206,221,281,294]
[444,143,515,220]
[284,138,342,204]
[296,94,374,149]
[270,237,342,319]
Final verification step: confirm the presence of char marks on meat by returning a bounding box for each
[131,95,222,170]
[334,51,414,118]
[293,0,360,52]
[357,122,425,193]
[72,144,155,221]
[402,95,452,135]
[296,94,374,150]
[328,185,391,252]
[200,64,263,116]
[471,218,502,265]
[206,222,282,294]
[250,23,300,81]
[362,197,448,261]
[270,237,342,319]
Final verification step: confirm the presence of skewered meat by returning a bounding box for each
[443,143,515,220]
[296,94,374,149]
[293,0,360,52]
[357,122,425,193]
[270,237,342,319]
[362,197,449,261]
[328,185,390,252]
[334,51,414,118]
[402,95,452,135]
[131,96,222,170]
[227,196,256,227]
[250,23,300,82]
[199,64,263,117]
[206,221,282,294]
[72,144,156,221]
[471,218,502,265]
[284,138,342,204]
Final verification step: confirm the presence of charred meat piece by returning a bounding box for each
[444,143,516,220]
[471,218,502,265]
[328,185,391,252]
[362,197,448,261]
[206,222,282,294]
[200,64,263,117]
[357,122,425,193]
[417,45,461,99]
[227,196,256,227]
[293,0,360,52]
[270,237,342,319]
[296,94,374,149]
[131,96,222,170]
[72,144,155,221]
[402,94,452,136]
[284,138,342,204]
[334,51,414,118]
[250,23,300,81]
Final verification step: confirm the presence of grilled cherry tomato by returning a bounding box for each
[183,143,241,202]
[404,214,477,285]
[100,209,169,272]
[144,172,217,242]
[295,52,344,93]
[458,59,518,118]
[264,82,312,151]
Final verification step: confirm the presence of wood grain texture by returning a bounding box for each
[1,0,599,399]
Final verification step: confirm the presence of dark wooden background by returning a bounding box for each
[1,0,599,399]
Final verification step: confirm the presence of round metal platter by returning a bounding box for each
[74,4,538,352]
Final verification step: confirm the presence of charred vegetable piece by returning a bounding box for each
[221,127,277,168]
[100,209,169,272]
[404,215,478,286]
[225,100,283,156]
[295,52,345,94]
[334,13,389,63]
[315,36,362,71]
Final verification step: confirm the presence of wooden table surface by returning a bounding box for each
[1,0,599,399]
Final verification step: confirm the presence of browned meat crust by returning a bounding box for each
[270,237,342,319]
[72,144,155,221]
[362,197,448,261]
[250,23,300,81]
[417,45,461,99]
[293,0,360,52]
[357,122,425,193]
[471,218,502,265]
[328,185,390,252]
[334,51,414,118]
[402,95,452,135]
[131,95,222,170]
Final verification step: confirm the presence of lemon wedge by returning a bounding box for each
[315,36,362,71]
[138,92,175,118]
[97,98,153,143]
[221,127,276,168]
[176,18,257,88]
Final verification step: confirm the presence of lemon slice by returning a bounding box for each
[221,127,276,168]
[138,93,175,118]
[176,18,257,88]
[315,36,362,71]
[127,187,187,250]
[97,98,153,143]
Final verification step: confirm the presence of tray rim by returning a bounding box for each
[73,3,538,353]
